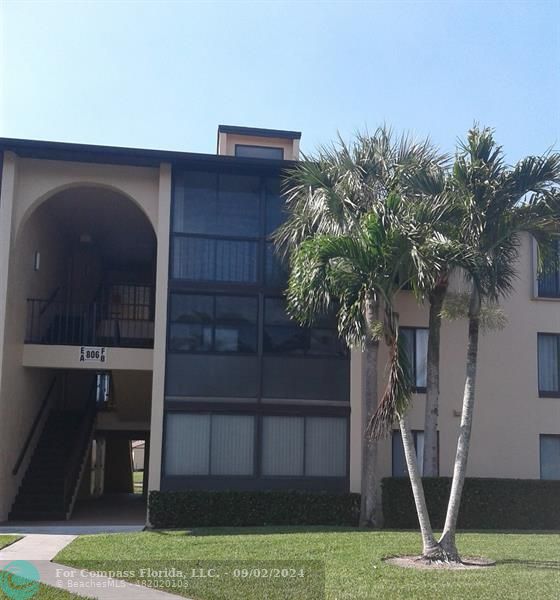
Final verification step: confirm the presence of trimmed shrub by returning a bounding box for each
[382,477,560,530]
[149,490,360,529]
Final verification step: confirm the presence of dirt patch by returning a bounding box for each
[384,555,496,570]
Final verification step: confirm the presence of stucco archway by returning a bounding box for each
[16,181,157,243]
[16,185,157,345]
[4,184,157,520]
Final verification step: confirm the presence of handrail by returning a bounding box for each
[12,376,57,475]
[39,286,61,316]
[25,298,155,349]
[63,378,98,509]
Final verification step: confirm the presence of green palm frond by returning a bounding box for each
[441,293,508,331]
[453,125,560,300]
[278,124,560,442]
[367,323,413,439]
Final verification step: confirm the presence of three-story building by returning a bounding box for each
[0,125,558,523]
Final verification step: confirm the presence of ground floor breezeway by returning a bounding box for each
[2,363,153,524]
[0,494,146,534]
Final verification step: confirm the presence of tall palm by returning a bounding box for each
[288,205,449,555]
[438,127,560,560]
[402,167,461,477]
[275,127,446,527]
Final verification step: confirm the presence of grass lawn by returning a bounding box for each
[19,584,89,599]
[55,527,560,599]
[0,577,88,599]
[133,471,143,494]
[0,535,20,550]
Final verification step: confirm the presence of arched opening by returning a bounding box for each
[8,186,156,523]
[22,186,157,348]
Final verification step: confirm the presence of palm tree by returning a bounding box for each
[400,168,459,477]
[437,127,560,560]
[275,128,446,527]
[287,205,446,554]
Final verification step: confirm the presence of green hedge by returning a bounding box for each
[383,477,560,530]
[149,490,360,529]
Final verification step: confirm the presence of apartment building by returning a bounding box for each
[0,125,558,523]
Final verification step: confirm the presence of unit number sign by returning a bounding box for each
[79,346,107,363]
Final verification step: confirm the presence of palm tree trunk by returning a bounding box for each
[438,288,481,560]
[422,284,447,477]
[399,416,441,557]
[360,339,379,527]
[359,293,379,527]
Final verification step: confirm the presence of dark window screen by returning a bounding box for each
[235,145,284,160]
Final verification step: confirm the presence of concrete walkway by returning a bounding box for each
[0,534,187,599]
[0,524,144,535]
[0,533,76,560]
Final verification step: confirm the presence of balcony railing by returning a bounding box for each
[26,299,154,348]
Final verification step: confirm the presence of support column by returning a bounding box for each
[0,152,17,385]
[0,151,17,520]
[147,162,171,502]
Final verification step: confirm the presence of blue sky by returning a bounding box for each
[1,0,558,161]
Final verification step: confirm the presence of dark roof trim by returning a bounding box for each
[217,125,301,140]
[0,137,297,171]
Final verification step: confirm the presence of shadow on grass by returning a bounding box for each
[458,529,560,536]
[151,526,363,537]
[150,526,560,538]
[383,528,560,535]
[496,559,560,570]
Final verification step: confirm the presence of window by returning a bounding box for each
[392,430,425,477]
[169,294,258,353]
[264,179,289,287]
[263,298,345,357]
[537,239,560,298]
[538,333,560,396]
[261,416,347,477]
[165,413,348,480]
[265,178,285,235]
[305,416,347,476]
[261,416,304,476]
[265,243,288,287]
[165,413,255,476]
[401,327,428,392]
[540,435,560,479]
[172,172,260,283]
[172,237,258,283]
[173,172,260,236]
[235,145,284,160]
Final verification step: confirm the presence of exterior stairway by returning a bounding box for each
[9,408,95,521]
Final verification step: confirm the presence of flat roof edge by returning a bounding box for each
[0,137,298,169]
[217,125,301,140]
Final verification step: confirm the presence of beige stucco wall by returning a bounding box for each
[218,132,299,160]
[349,232,560,493]
[112,370,152,423]
[147,164,172,497]
[12,158,159,237]
[22,345,154,371]
[0,153,78,519]
[0,153,164,521]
